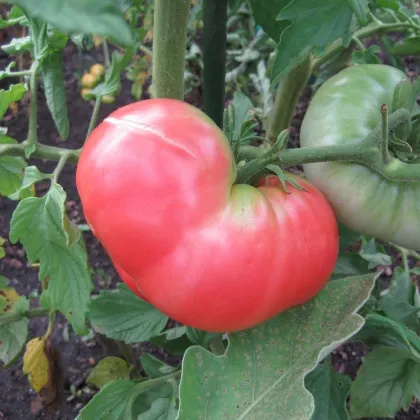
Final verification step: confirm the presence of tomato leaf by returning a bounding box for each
[305,357,351,420]
[348,0,369,26]
[0,83,27,118]
[23,336,51,392]
[350,347,420,418]
[354,313,420,352]
[149,327,193,356]
[90,49,133,98]
[87,356,132,389]
[0,279,28,366]
[358,237,391,269]
[185,327,221,350]
[248,0,292,41]
[140,354,178,379]
[0,317,28,366]
[2,36,33,55]
[79,379,173,420]
[177,274,376,420]
[379,267,420,332]
[352,45,381,65]
[271,0,355,82]
[42,51,70,140]
[7,0,133,47]
[9,184,93,335]
[137,398,177,420]
[89,284,168,344]
[8,166,51,201]
[391,37,420,56]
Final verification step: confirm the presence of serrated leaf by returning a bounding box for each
[89,284,168,344]
[0,281,21,313]
[249,0,292,41]
[392,37,420,56]
[177,274,376,420]
[375,0,401,10]
[10,184,92,334]
[79,379,139,420]
[0,152,26,197]
[185,328,221,349]
[0,83,27,118]
[149,327,192,356]
[140,354,178,379]
[380,267,420,332]
[87,356,132,389]
[92,50,133,98]
[138,398,177,420]
[42,51,69,140]
[359,237,391,269]
[305,358,351,420]
[350,347,420,418]
[2,36,33,55]
[0,317,28,365]
[79,379,173,420]
[272,0,354,81]
[354,313,420,352]
[352,45,381,64]
[7,0,133,47]
[230,90,255,142]
[333,250,370,276]
[348,0,369,26]
[8,165,51,200]
[23,336,50,392]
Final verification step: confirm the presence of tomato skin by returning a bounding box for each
[113,262,148,301]
[76,99,338,332]
[301,64,420,250]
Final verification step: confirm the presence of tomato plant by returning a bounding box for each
[76,98,339,332]
[0,0,419,419]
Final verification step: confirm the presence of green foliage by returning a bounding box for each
[6,0,133,47]
[177,275,375,420]
[89,284,168,344]
[87,357,132,389]
[305,358,351,420]
[10,185,92,334]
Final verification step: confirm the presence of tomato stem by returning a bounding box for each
[151,0,191,100]
[381,104,391,163]
[27,60,41,147]
[266,56,312,146]
[203,0,228,128]
[86,97,102,140]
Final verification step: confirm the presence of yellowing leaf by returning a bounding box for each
[0,237,5,259]
[23,337,50,393]
[0,277,21,313]
[87,356,132,389]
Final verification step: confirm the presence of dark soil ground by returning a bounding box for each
[0,34,420,420]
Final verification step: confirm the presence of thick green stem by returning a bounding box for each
[117,341,142,378]
[381,104,390,163]
[266,55,312,145]
[203,0,228,128]
[152,0,191,99]
[27,60,41,146]
[0,141,80,164]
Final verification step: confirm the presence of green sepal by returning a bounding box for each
[266,164,307,194]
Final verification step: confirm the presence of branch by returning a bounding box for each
[0,141,80,164]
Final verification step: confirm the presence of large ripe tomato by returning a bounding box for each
[301,64,420,251]
[76,99,338,332]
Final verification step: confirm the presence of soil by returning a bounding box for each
[0,33,419,420]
